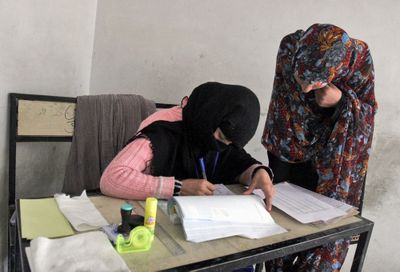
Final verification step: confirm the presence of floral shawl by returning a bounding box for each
[262,24,377,207]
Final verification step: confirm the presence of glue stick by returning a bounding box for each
[144,197,157,233]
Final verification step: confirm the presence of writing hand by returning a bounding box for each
[243,169,274,212]
[314,83,342,108]
[180,179,216,196]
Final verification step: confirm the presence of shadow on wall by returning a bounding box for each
[15,142,71,199]
[361,133,400,270]
[2,142,71,270]
[364,133,400,214]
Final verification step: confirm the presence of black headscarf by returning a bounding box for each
[183,82,260,152]
[134,82,261,182]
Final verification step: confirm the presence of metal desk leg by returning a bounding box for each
[254,263,263,272]
[351,225,373,272]
[8,209,17,272]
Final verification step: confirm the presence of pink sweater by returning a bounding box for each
[100,106,261,200]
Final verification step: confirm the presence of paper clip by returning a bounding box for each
[115,226,154,253]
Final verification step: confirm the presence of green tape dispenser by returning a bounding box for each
[115,226,154,253]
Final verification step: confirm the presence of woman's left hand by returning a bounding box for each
[243,169,274,212]
[314,83,342,107]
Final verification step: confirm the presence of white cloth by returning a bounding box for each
[27,231,130,272]
[54,191,108,231]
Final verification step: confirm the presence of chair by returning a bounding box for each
[7,93,174,271]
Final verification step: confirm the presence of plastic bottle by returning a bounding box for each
[144,197,158,233]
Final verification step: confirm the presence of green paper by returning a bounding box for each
[20,198,74,239]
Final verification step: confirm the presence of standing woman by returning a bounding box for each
[262,24,377,271]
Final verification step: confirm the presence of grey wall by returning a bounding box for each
[1,0,399,271]
[90,1,399,270]
[0,0,97,270]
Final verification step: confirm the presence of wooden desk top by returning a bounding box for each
[90,195,362,271]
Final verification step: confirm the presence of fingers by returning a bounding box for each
[264,199,272,212]
[243,183,274,212]
[243,181,257,195]
[196,179,215,195]
[302,85,314,93]
[262,185,274,212]
[203,180,216,195]
[206,181,216,191]
[314,84,342,108]
[180,179,218,196]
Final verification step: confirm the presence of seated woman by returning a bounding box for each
[100,82,274,211]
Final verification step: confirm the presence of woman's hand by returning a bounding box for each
[314,83,342,107]
[243,169,274,212]
[180,179,216,196]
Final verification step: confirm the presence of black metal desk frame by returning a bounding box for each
[8,93,373,272]
[15,199,373,272]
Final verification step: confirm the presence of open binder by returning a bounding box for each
[167,195,286,243]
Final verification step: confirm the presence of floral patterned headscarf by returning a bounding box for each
[294,24,353,87]
[262,24,377,207]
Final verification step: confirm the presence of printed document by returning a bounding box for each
[272,182,358,224]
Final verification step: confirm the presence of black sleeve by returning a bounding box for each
[213,146,260,184]
[318,93,346,122]
[267,151,318,191]
[329,93,346,123]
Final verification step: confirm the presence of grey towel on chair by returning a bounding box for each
[63,94,156,195]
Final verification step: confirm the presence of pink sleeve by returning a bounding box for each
[100,138,175,200]
[138,106,182,131]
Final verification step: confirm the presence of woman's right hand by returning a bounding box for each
[180,179,216,196]
[314,83,343,107]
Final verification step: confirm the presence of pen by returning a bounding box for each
[199,157,207,180]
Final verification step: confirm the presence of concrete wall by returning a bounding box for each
[90,1,399,270]
[0,0,97,270]
[1,0,399,271]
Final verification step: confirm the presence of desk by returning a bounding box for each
[16,196,373,272]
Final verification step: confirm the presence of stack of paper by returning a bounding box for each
[168,195,286,243]
[272,182,358,224]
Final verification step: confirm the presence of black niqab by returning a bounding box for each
[133,82,261,182]
[183,82,260,152]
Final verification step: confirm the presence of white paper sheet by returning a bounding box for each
[213,184,235,195]
[168,195,286,242]
[54,191,109,232]
[26,231,130,272]
[292,184,358,215]
[272,182,357,224]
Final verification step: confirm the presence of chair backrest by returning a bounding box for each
[8,93,175,205]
